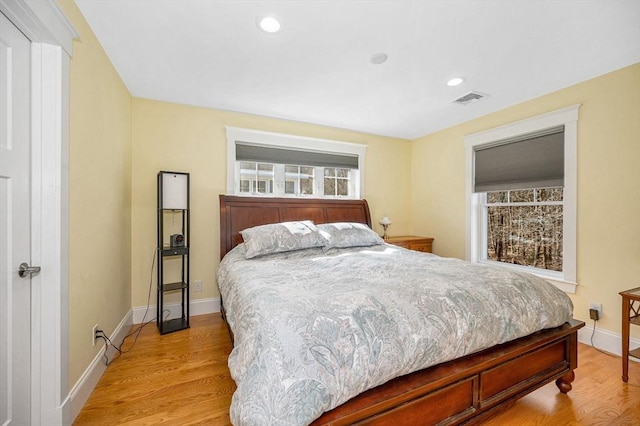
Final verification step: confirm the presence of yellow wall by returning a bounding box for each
[57,0,640,392]
[131,99,412,306]
[59,0,133,387]
[411,63,640,336]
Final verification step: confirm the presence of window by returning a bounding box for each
[465,105,580,293]
[239,162,274,194]
[285,165,314,195]
[226,127,366,199]
[324,167,351,197]
[484,187,563,272]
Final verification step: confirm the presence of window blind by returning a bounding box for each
[236,142,359,169]
[474,126,564,192]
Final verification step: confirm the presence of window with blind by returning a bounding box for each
[465,105,579,293]
[476,126,565,272]
[226,127,366,199]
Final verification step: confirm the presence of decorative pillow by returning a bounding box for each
[318,222,384,251]
[241,220,328,259]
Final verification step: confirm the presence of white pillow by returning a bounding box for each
[240,220,328,259]
[318,222,384,251]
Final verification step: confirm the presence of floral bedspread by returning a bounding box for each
[216,244,573,426]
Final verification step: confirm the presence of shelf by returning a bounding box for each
[157,171,190,336]
[630,347,640,360]
[162,281,188,292]
[161,247,189,256]
[159,317,189,335]
[630,315,640,326]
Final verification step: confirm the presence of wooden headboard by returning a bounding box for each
[219,195,372,259]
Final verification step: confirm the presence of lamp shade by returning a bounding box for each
[379,216,391,226]
[161,172,188,209]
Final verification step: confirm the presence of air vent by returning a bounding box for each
[452,91,488,105]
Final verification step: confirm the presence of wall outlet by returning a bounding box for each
[92,324,99,347]
[194,279,202,292]
[589,302,602,318]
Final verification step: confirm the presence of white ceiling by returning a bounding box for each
[74,0,640,140]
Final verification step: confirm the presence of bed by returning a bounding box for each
[217,195,584,425]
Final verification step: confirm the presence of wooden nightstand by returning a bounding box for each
[385,236,434,253]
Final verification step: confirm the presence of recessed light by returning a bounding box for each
[257,15,281,34]
[447,77,465,87]
[370,53,388,65]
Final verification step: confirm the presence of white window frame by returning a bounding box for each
[465,105,580,293]
[226,127,366,198]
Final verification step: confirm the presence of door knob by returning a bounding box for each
[18,262,41,278]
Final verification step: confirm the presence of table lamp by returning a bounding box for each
[379,216,391,240]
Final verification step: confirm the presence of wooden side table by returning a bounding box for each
[619,287,640,382]
[385,236,434,253]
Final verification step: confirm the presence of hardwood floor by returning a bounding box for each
[74,314,640,425]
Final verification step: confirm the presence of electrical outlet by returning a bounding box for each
[92,324,99,347]
[589,302,602,319]
[194,279,202,292]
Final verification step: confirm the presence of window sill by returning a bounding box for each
[542,277,577,294]
[478,260,577,294]
[235,193,357,200]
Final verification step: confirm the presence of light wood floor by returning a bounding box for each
[74,314,640,425]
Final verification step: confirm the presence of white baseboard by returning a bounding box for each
[578,322,640,362]
[70,297,221,422]
[132,297,221,324]
[69,309,133,423]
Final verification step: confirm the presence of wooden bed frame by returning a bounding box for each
[218,195,584,425]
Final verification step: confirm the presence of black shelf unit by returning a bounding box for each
[157,171,190,334]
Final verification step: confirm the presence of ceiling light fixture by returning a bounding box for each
[447,77,465,87]
[370,53,388,65]
[257,15,281,34]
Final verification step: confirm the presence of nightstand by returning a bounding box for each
[385,236,434,253]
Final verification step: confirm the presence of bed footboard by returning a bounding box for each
[312,319,584,426]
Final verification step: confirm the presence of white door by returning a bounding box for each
[0,11,32,425]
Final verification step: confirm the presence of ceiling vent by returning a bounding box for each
[452,91,488,105]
